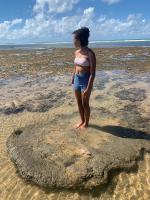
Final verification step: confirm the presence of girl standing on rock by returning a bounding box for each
[71,27,96,129]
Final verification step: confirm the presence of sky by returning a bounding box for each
[0,0,150,44]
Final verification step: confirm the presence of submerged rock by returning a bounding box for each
[0,90,67,114]
[117,104,150,130]
[114,88,146,102]
[6,114,150,190]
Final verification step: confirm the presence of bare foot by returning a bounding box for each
[80,123,89,129]
[74,121,84,129]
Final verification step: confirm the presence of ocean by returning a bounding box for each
[0,39,150,50]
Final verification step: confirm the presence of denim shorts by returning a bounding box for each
[72,72,90,92]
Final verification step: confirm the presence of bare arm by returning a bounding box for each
[71,63,76,77]
[71,51,77,83]
[86,50,96,90]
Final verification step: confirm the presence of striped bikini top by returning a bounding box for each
[74,56,90,67]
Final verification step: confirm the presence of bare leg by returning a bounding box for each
[80,89,92,128]
[74,90,85,128]
[83,104,90,127]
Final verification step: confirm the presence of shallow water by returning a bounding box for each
[110,52,150,61]
[0,69,150,199]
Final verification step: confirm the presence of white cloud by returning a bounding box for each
[0,0,150,43]
[11,19,23,26]
[93,13,150,38]
[78,7,95,27]
[0,6,95,42]
[33,0,79,13]
[0,18,23,39]
[97,16,106,23]
[101,0,121,5]
[0,18,22,31]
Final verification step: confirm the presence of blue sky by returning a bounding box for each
[0,0,150,43]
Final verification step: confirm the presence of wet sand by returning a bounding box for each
[0,47,150,199]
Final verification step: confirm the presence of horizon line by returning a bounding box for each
[0,38,150,45]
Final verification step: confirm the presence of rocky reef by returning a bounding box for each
[6,111,150,190]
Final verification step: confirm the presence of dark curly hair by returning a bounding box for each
[72,27,90,47]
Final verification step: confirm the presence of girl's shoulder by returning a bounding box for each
[74,49,80,56]
[87,48,96,57]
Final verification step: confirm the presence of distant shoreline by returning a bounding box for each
[0,39,150,50]
[1,39,150,45]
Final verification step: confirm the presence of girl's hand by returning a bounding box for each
[83,88,90,97]
[71,76,74,85]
